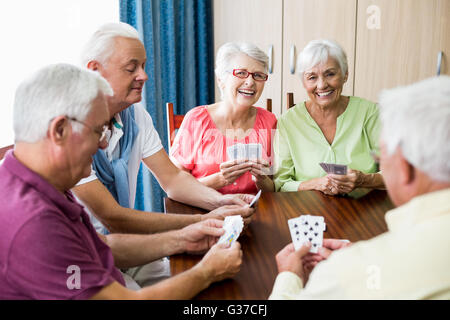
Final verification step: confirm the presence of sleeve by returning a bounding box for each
[135,104,163,159]
[269,272,304,299]
[6,213,117,300]
[364,103,381,153]
[273,120,302,192]
[169,110,197,171]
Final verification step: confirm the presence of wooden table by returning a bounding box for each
[164,189,394,300]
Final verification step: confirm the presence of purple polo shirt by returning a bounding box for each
[0,151,125,299]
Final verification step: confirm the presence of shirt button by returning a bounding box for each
[233,182,237,186]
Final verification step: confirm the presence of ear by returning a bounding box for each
[343,71,349,83]
[48,116,69,145]
[397,150,415,185]
[87,60,101,72]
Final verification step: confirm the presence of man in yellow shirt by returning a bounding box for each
[270,76,450,299]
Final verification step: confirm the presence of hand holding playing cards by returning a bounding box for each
[302,239,353,270]
[197,241,243,283]
[179,219,226,255]
[300,176,339,195]
[249,159,274,191]
[275,242,312,285]
[328,169,364,194]
[219,159,253,186]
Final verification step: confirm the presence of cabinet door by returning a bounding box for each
[354,0,450,102]
[213,0,283,115]
[282,0,357,111]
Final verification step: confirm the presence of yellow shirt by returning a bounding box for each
[269,188,450,299]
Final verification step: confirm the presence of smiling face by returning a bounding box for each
[302,56,348,109]
[95,36,148,116]
[218,53,267,108]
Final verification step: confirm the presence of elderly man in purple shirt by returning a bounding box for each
[0,64,242,300]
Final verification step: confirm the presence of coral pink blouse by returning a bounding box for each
[170,105,277,195]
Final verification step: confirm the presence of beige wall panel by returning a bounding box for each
[355,0,450,102]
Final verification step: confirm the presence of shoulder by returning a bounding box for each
[349,96,378,114]
[184,105,209,120]
[255,107,277,127]
[277,102,306,128]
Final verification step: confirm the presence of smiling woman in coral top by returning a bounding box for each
[170,42,277,194]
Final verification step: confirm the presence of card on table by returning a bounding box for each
[287,215,326,253]
[319,162,348,175]
[217,215,244,247]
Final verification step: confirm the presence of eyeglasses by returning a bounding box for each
[68,117,109,143]
[231,69,268,81]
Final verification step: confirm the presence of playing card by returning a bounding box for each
[288,215,326,253]
[319,163,347,175]
[249,189,262,208]
[247,143,262,160]
[227,144,239,160]
[217,215,244,247]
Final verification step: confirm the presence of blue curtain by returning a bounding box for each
[119,0,215,212]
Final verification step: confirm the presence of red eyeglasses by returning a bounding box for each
[231,69,268,81]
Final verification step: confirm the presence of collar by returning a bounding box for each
[385,188,450,232]
[2,150,86,221]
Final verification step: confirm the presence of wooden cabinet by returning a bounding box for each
[354,0,450,102]
[213,0,449,115]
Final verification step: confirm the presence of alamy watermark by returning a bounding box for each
[66,265,81,290]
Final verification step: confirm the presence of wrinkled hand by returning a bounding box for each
[249,159,274,189]
[328,169,364,194]
[204,204,255,226]
[275,242,312,285]
[219,193,255,207]
[219,160,253,185]
[301,239,353,272]
[180,219,225,254]
[198,242,243,283]
[311,176,340,196]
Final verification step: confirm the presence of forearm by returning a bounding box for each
[105,230,184,269]
[358,172,385,189]
[165,170,222,210]
[103,207,201,234]
[135,263,212,299]
[198,172,228,190]
[256,175,275,192]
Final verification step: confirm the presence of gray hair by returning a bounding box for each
[13,63,113,143]
[81,22,141,67]
[215,42,269,82]
[378,76,450,182]
[297,39,348,77]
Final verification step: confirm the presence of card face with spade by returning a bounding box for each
[287,215,326,253]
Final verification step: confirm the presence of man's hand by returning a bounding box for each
[204,205,255,226]
[275,242,312,285]
[301,239,353,271]
[197,242,243,283]
[179,219,225,254]
[219,193,255,207]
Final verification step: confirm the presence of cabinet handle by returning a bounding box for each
[268,45,273,74]
[290,45,296,74]
[436,51,443,76]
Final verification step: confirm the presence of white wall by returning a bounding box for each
[0,0,119,146]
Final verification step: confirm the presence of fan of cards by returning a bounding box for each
[227,143,262,161]
[217,215,244,247]
[288,215,326,253]
[319,162,348,175]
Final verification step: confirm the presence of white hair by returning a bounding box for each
[81,22,141,67]
[297,39,348,77]
[378,76,450,182]
[13,63,113,143]
[215,42,269,81]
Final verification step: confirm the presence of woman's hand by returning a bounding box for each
[249,159,274,191]
[299,176,340,195]
[328,169,364,194]
[219,159,253,186]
